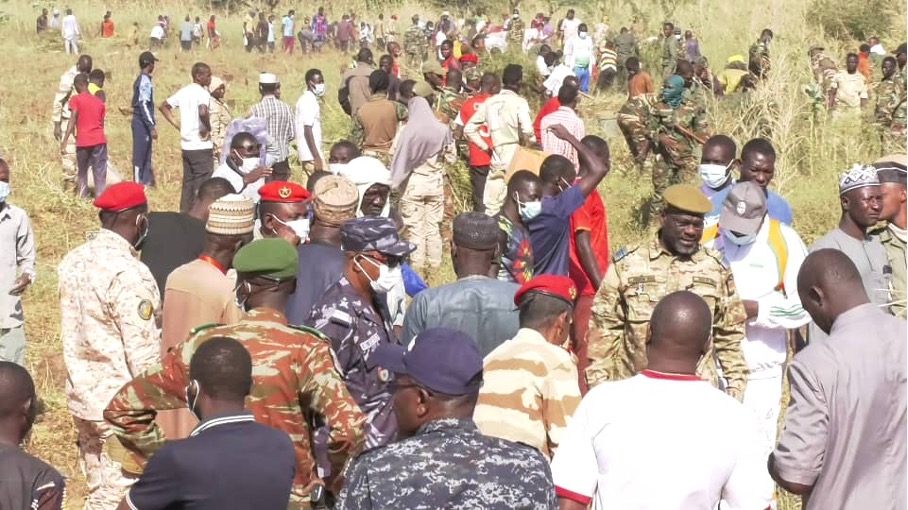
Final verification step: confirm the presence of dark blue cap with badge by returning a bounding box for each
[372,327,483,396]
[341,217,416,257]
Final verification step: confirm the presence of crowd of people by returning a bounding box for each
[3,4,907,510]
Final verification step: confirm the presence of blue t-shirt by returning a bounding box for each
[707,186,793,225]
[282,16,294,37]
[528,185,587,276]
[180,22,192,41]
[286,242,345,325]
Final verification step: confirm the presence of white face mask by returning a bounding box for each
[313,83,326,97]
[578,31,588,39]
[357,256,400,294]
[699,162,731,189]
[722,229,757,246]
[0,181,10,203]
[272,215,310,242]
[329,163,347,175]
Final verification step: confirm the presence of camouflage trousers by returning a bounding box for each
[405,53,423,74]
[73,417,138,510]
[881,127,907,156]
[649,152,698,221]
[400,171,444,270]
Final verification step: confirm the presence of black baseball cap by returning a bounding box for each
[139,51,159,67]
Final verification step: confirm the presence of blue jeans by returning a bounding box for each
[574,66,590,92]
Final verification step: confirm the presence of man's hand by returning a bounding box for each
[53,122,62,142]
[547,123,574,141]
[743,299,759,319]
[243,166,272,184]
[9,275,31,296]
[150,128,158,140]
[659,133,679,152]
[313,158,325,172]
[199,127,210,140]
[59,143,67,155]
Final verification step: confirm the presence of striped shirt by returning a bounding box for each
[474,328,582,459]
[249,95,295,162]
[540,107,586,169]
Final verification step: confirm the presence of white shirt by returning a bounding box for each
[552,372,773,510]
[211,162,264,202]
[536,55,551,77]
[150,25,164,39]
[295,90,323,162]
[565,34,594,68]
[166,83,212,151]
[61,14,79,39]
[705,219,811,375]
[870,43,887,56]
[544,64,574,96]
[560,18,581,41]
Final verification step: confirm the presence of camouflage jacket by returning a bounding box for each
[404,25,427,56]
[649,98,708,160]
[436,86,465,124]
[585,232,749,399]
[103,308,366,505]
[305,276,398,449]
[748,40,770,73]
[617,93,657,155]
[614,32,638,62]
[336,418,557,509]
[811,52,838,92]
[871,224,907,318]
[509,18,525,43]
[660,36,683,69]
[875,76,899,125]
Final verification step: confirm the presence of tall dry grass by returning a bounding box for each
[1,0,903,508]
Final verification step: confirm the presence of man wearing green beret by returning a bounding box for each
[105,238,366,507]
[585,184,749,401]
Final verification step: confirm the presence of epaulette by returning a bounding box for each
[612,245,639,263]
[188,323,221,336]
[702,245,730,269]
[287,323,331,342]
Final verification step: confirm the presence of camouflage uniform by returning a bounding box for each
[58,229,161,509]
[474,329,582,459]
[404,25,428,70]
[809,50,838,109]
[436,86,465,125]
[336,418,557,509]
[871,224,907,318]
[104,308,366,508]
[52,65,79,187]
[648,99,708,219]
[508,18,525,45]
[661,35,683,78]
[876,71,907,155]
[585,232,749,400]
[748,39,770,77]
[305,276,398,449]
[616,93,657,161]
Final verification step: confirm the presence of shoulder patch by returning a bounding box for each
[137,299,154,321]
[287,323,331,342]
[189,323,221,335]
[329,309,353,327]
[612,245,638,263]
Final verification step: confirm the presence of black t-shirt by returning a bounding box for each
[0,444,66,510]
[140,212,206,296]
[285,241,345,325]
[126,413,295,510]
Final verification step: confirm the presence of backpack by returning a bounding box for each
[337,75,354,115]
[701,218,789,294]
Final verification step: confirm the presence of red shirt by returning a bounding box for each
[568,189,610,296]
[69,92,107,147]
[207,20,216,35]
[534,97,561,142]
[458,93,493,167]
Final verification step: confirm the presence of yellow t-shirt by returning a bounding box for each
[88,83,101,96]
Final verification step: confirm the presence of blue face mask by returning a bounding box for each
[0,181,9,203]
[723,229,756,246]
[517,195,543,222]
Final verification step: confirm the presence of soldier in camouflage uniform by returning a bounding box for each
[809,45,838,109]
[58,182,160,509]
[871,156,907,318]
[748,29,772,78]
[337,327,557,509]
[648,75,709,220]
[403,15,427,71]
[104,239,366,508]
[585,184,749,400]
[305,217,415,449]
[617,92,658,166]
[877,49,907,155]
[436,68,466,125]
[660,22,683,78]
[507,12,525,46]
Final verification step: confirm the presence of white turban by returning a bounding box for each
[337,156,393,217]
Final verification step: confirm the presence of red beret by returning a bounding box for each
[460,53,479,64]
[258,181,311,203]
[514,275,577,307]
[93,182,147,211]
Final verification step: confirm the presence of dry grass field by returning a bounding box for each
[1,0,903,507]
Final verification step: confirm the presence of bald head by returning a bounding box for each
[648,291,712,365]
[797,249,869,334]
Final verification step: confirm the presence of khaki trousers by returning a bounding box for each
[400,171,444,269]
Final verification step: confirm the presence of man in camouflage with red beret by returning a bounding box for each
[58,182,161,508]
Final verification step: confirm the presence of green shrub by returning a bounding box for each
[807,0,899,41]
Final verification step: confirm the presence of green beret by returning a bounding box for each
[663,184,711,215]
[233,239,298,280]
